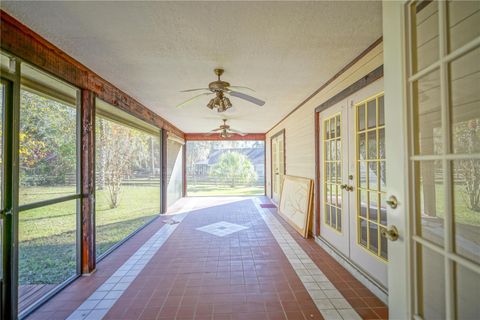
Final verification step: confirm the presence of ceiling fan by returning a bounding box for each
[206,119,246,139]
[176,68,265,112]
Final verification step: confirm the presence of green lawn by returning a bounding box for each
[19,185,160,285]
[421,183,480,226]
[187,183,264,196]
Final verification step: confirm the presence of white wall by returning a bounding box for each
[265,42,384,197]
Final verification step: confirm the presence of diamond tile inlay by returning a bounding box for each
[196,221,248,237]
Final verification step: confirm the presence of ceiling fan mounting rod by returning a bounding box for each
[214,68,224,80]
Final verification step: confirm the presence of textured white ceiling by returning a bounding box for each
[2,1,382,133]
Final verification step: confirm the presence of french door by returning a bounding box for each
[319,91,388,288]
[384,0,480,318]
[1,77,14,320]
[271,130,285,204]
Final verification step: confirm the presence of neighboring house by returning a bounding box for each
[191,147,265,183]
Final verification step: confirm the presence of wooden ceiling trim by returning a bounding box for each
[0,10,184,137]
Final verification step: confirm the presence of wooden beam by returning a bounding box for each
[161,129,168,214]
[315,65,384,112]
[0,10,184,138]
[185,133,265,141]
[80,90,96,273]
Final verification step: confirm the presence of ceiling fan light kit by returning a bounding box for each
[207,91,233,112]
[177,68,265,112]
[206,119,246,139]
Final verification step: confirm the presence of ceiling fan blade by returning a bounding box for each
[180,88,210,93]
[227,85,256,92]
[228,91,265,106]
[205,128,222,135]
[176,92,213,108]
[228,128,247,136]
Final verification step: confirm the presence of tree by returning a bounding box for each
[210,151,257,187]
[19,91,76,186]
[186,141,211,184]
[454,119,480,212]
[97,119,150,209]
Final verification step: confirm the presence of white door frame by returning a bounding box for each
[383,1,411,318]
[318,100,350,256]
[271,129,285,204]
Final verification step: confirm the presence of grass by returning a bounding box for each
[421,183,480,226]
[186,183,264,196]
[19,182,477,286]
[19,186,160,285]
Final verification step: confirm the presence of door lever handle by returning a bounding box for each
[386,195,398,209]
[381,225,399,241]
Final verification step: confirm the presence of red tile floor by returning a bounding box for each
[27,197,387,320]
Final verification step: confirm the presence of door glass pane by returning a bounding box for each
[413,69,442,155]
[367,99,376,129]
[368,222,378,253]
[378,95,385,126]
[411,1,439,72]
[452,160,480,264]
[369,192,378,222]
[19,89,77,205]
[367,131,377,160]
[448,1,480,52]
[360,219,367,246]
[456,263,480,320]
[356,94,387,259]
[323,113,342,232]
[358,104,366,131]
[418,245,446,320]
[450,48,480,155]
[418,160,444,247]
[368,162,378,190]
[19,200,78,313]
[95,115,161,258]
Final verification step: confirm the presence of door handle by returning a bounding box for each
[381,225,399,241]
[386,195,398,209]
[340,184,354,192]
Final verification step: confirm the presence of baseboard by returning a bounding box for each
[315,236,388,304]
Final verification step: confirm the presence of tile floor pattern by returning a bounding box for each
[253,199,361,320]
[103,198,324,320]
[27,196,387,320]
[264,204,388,320]
[196,221,249,237]
[66,213,188,320]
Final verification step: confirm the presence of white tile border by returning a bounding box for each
[252,198,362,320]
[66,213,187,320]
